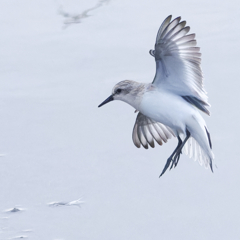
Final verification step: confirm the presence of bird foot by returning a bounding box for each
[159,151,182,177]
[159,156,172,177]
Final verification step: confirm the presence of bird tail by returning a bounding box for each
[183,136,214,171]
[185,113,214,171]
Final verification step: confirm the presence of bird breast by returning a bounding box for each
[139,89,195,135]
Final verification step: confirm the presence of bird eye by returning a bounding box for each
[116,89,122,94]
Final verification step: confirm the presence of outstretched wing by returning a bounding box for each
[150,15,209,105]
[132,112,175,149]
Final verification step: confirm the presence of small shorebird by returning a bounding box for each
[98,15,214,177]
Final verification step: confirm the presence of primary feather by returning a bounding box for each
[151,15,209,107]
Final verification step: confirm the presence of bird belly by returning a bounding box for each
[139,90,193,135]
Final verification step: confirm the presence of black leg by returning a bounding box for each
[159,136,182,177]
[170,150,181,169]
[170,138,182,169]
[171,130,191,168]
[159,130,191,178]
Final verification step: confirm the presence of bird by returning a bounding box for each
[98,15,214,177]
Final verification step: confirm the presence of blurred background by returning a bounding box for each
[0,0,239,239]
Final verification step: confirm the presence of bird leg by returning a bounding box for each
[170,151,181,169]
[171,130,191,169]
[159,136,182,177]
[159,130,191,177]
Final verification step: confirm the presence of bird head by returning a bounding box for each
[98,80,144,109]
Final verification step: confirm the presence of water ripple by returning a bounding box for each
[8,236,28,239]
[59,0,110,28]
[4,207,25,213]
[48,198,84,208]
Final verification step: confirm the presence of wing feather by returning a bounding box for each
[132,122,141,148]
[151,16,209,105]
[147,123,163,146]
[174,34,196,44]
[177,40,197,48]
[164,21,186,40]
[170,26,190,41]
[132,113,175,149]
[160,17,181,39]
[156,15,172,42]
[137,125,148,149]
[151,121,168,143]
[142,125,155,148]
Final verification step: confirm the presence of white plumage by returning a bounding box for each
[98,15,214,177]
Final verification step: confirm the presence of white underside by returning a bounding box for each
[139,89,196,136]
[138,88,214,167]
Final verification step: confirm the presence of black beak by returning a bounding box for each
[98,95,114,108]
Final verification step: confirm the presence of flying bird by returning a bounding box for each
[98,15,214,177]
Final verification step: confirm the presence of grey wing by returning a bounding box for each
[132,112,175,149]
[150,15,209,105]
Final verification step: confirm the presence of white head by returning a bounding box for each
[98,80,145,109]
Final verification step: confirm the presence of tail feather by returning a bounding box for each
[205,127,212,149]
[183,136,214,171]
[186,113,214,171]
